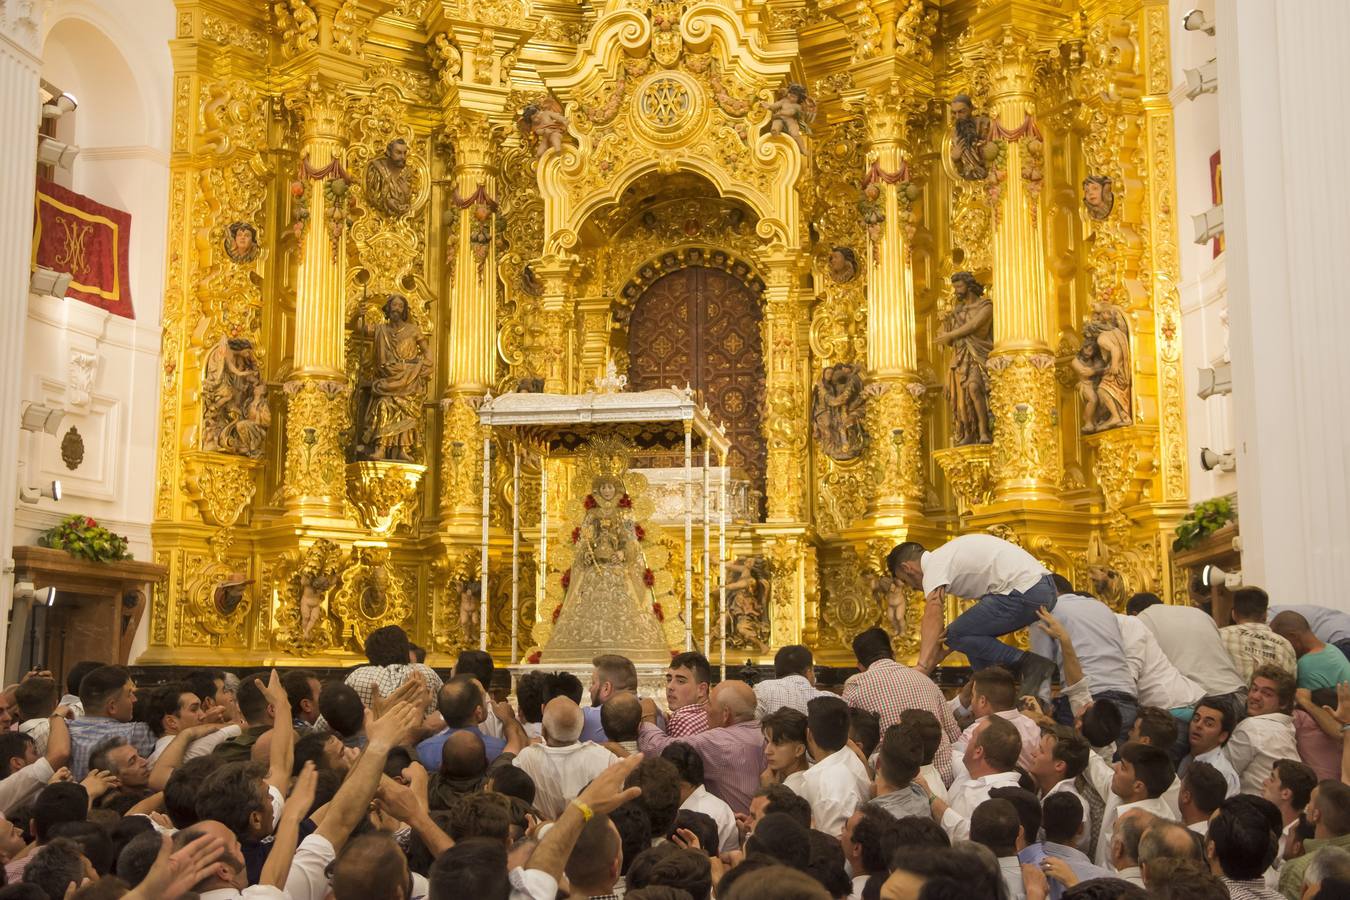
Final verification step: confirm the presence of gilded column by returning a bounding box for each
[440,113,500,521]
[762,257,809,524]
[983,30,1062,501]
[283,78,352,518]
[863,87,926,515]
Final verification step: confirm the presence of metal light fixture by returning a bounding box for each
[30,267,73,298]
[20,402,65,435]
[1199,447,1235,473]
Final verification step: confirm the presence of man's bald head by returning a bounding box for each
[331,834,412,900]
[601,692,642,743]
[543,696,584,745]
[441,729,488,778]
[1270,611,1315,653]
[710,680,756,727]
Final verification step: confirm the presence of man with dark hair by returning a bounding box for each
[585,654,638,743]
[88,735,150,793]
[5,781,88,883]
[745,812,811,867]
[1207,795,1283,898]
[871,726,929,819]
[883,845,1005,900]
[319,682,367,746]
[664,744,737,852]
[566,813,624,900]
[1271,610,1350,691]
[969,798,1026,899]
[13,677,59,755]
[182,669,239,723]
[20,837,93,900]
[144,682,237,765]
[897,708,949,804]
[1216,588,1297,682]
[747,783,812,832]
[1028,726,1092,832]
[60,661,103,715]
[1280,780,1350,897]
[1097,742,1176,866]
[754,645,829,718]
[1181,698,1239,798]
[517,670,548,741]
[1125,593,1162,617]
[1033,594,1137,740]
[989,785,1042,856]
[887,535,1058,693]
[162,755,214,828]
[1042,792,1113,892]
[799,696,870,835]
[626,756,684,840]
[0,703,71,818]
[1267,604,1350,661]
[345,624,443,711]
[1228,664,1300,793]
[430,837,509,900]
[951,666,1042,774]
[627,843,713,900]
[329,833,417,900]
[446,792,512,844]
[48,821,112,876]
[602,692,643,754]
[1262,758,1317,860]
[929,716,1023,841]
[841,805,899,899]
[545,672,585,705]
[282,669,323,731]
[66,665,155,779]
[416,674,521,770]
[455,650,509,745]
[841,627,960,785]
[610,802,654,886]
[1178,761,1227,837]
[211,673,277,762]
[661,652,713,738]
[849,708,881,761]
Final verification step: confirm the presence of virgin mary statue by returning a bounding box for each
[544,475,671,663]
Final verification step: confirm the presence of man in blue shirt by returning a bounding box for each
[1038,793,1113,899]
[1031,584,1137,742]
[416,674,513,770]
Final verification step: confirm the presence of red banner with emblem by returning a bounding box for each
[31,178,134,318]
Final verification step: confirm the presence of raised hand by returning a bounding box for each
[1036,607,1070,643]
[125,831,226,900]
[81,769,119,801]
[575,752,643,816]
[366,700,420,750]
[259,668,291,714]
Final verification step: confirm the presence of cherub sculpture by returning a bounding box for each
[458,580,482,641]
[762,83,815,154]
[870,573,908,637]
[299,573,333,640]
[518,97,569,158]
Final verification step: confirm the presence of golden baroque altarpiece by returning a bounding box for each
[145,0,1189,667]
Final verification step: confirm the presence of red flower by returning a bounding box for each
[561,571,571,590]
[618,494,632,509]
[528,651,541,664]
[571,527,581,544]
[584,495,597,510]
[552,606,561,623]
[670,650,679,659]
[652,603,664,622]
[634,524,646,541]
[84,517,96,528]
[643,568,655,587]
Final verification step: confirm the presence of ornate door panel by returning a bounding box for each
[628,267,766,505]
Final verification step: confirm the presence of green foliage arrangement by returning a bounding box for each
[38,514,133,563]
[1172,497,1235,552]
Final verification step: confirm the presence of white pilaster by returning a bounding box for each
[0,1,48,676]
[1217,0,1350,605]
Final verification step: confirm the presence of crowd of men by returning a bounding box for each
[0,533,1348,900]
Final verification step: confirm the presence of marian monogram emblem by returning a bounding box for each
[640,77,691,127]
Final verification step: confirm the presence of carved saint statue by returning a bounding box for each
[869,573,907,637]
[202,336,269,457]
[223,222,259,263]
[1073,302,1133,433]
[1083,175,1115,221]
[365,138,412,218]
[827,247,859,284]
[936,272,994,445]
[811,363,868,461]
[763,83,815,154]
[547,475,669,659]
[299,573,333,640]
[949,93,995,181]
[360,295,430,461]
[458,580,482,643]
[724,557,769,653]
[518,98,569,157]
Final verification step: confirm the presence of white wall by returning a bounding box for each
[1215,0,1350,606]
[8,0,172,664]
[1169,0,1236,505]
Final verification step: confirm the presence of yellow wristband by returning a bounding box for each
[572,800,594,822]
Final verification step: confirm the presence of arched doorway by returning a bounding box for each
[627,266,766,508]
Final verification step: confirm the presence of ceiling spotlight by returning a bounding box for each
[1196,361,1232,399]
[20,402,65,435]
[1199,447,1235,472]
[36,135,79,170]
[1182,9,1215,35]
[30,267,73,298]
[18,479,62,505]
[1191,204,1224,245]
[1184,59,1219,100]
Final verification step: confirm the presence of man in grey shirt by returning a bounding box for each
[870,722,932,819]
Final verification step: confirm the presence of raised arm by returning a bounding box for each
[148,724,225,791]
[315,701,419,851]
[260,762,318,890]
[259,669,294,793]
[44,708,71,769]
[494,700,529,756]
[917,586,948,674]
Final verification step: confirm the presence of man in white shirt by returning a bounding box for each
[1027,725,1094,851]
[513,697,618,818]
[1179,698,1240,797]
[1096,741,1177,866]
[1128,594,1246,700]
[1030,590,1136,714]
[1261,758,1318,866]
[1178,761,1226,837]
[663,742,739,852]
[928,716,1024,841]
[1115,612,1205,713]
[1226,665,1301,794]
[753,645,830,718]
[888,535,1058,694]
[0,712,71,816]
[797,695,871,836]
[145,683,239,765]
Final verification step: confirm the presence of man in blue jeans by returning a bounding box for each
[889,534,1058,697]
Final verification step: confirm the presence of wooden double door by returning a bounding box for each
[627,266,766,507]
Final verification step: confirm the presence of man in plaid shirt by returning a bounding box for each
[662,652,711,737]
[343,625,443,716]
[841,627,961,785]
